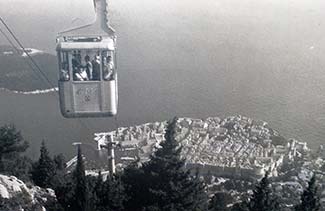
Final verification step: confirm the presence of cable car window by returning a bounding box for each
[102,50,115,81]
[70,50,102,81]
[72,50,88,81]
[59,52,69,81]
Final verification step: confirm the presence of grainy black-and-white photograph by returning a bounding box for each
[0,0,324,210]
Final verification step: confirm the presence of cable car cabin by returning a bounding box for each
[57,37,117,118]
[56,0,118,118]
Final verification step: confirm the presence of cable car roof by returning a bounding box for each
[57,39,115,50]
[58,23,115,38]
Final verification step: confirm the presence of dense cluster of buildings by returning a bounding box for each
[93,115,309,180]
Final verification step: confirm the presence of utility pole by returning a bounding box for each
[106,133,116,176]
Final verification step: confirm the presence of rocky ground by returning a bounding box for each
[0,174,56,211]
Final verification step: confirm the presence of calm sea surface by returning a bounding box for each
[0,0,325,158]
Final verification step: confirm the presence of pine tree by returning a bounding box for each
[5,155,32,182]
[209,192,233,211]
[231,202,249,211]
[53,153,66,170]
[121,163,147,210]
[53,174,75,211]
[123,117,208,211]
[71,145,89,211]
[204,169,213,184]
[295,174,321,211]
[96,174,126,211]
[246,172,278,211]
[0,125,28,171]
[51,153,67,190]
[90,171,103,211]
[31,141,56,188]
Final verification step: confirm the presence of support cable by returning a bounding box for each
[0,26,51,87]
[0,27,20,54]
[0,16,92,132]
[0,17,54,87]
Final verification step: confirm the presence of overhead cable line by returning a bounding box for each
[0,16,55,88]
[0,26,49,86]
[0,26,20,54]
[0,16,92,132]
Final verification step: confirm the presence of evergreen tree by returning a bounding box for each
[295,173,321,211]
[0,125,28,171]
[209,192,233,211]
[231,202,249,211]
[121,163,147,210]
[123,117,208,211]
[71,145,89,211]
[53,153,66,171]
[95,173,126,211]
[43,195,64,211]
[89,171,103,211]
[204,169,213,184]
[51,153,67,190]
[54,174,75,211]
[54,147,86,211]
[5,155,32,182]
[31,141,56,188]
[246,172,278,211]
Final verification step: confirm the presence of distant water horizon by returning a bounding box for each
[1,0,325,158]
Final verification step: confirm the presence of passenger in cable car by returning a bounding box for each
[72,52,81,65]
[84,55,93,80]
[59,52,70,81]
[91,55,101,80]
[72,53,87,81]
[74,67,88,81]
[72,54,81,72]
[103,55,114,80]
[60,62,69,81]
